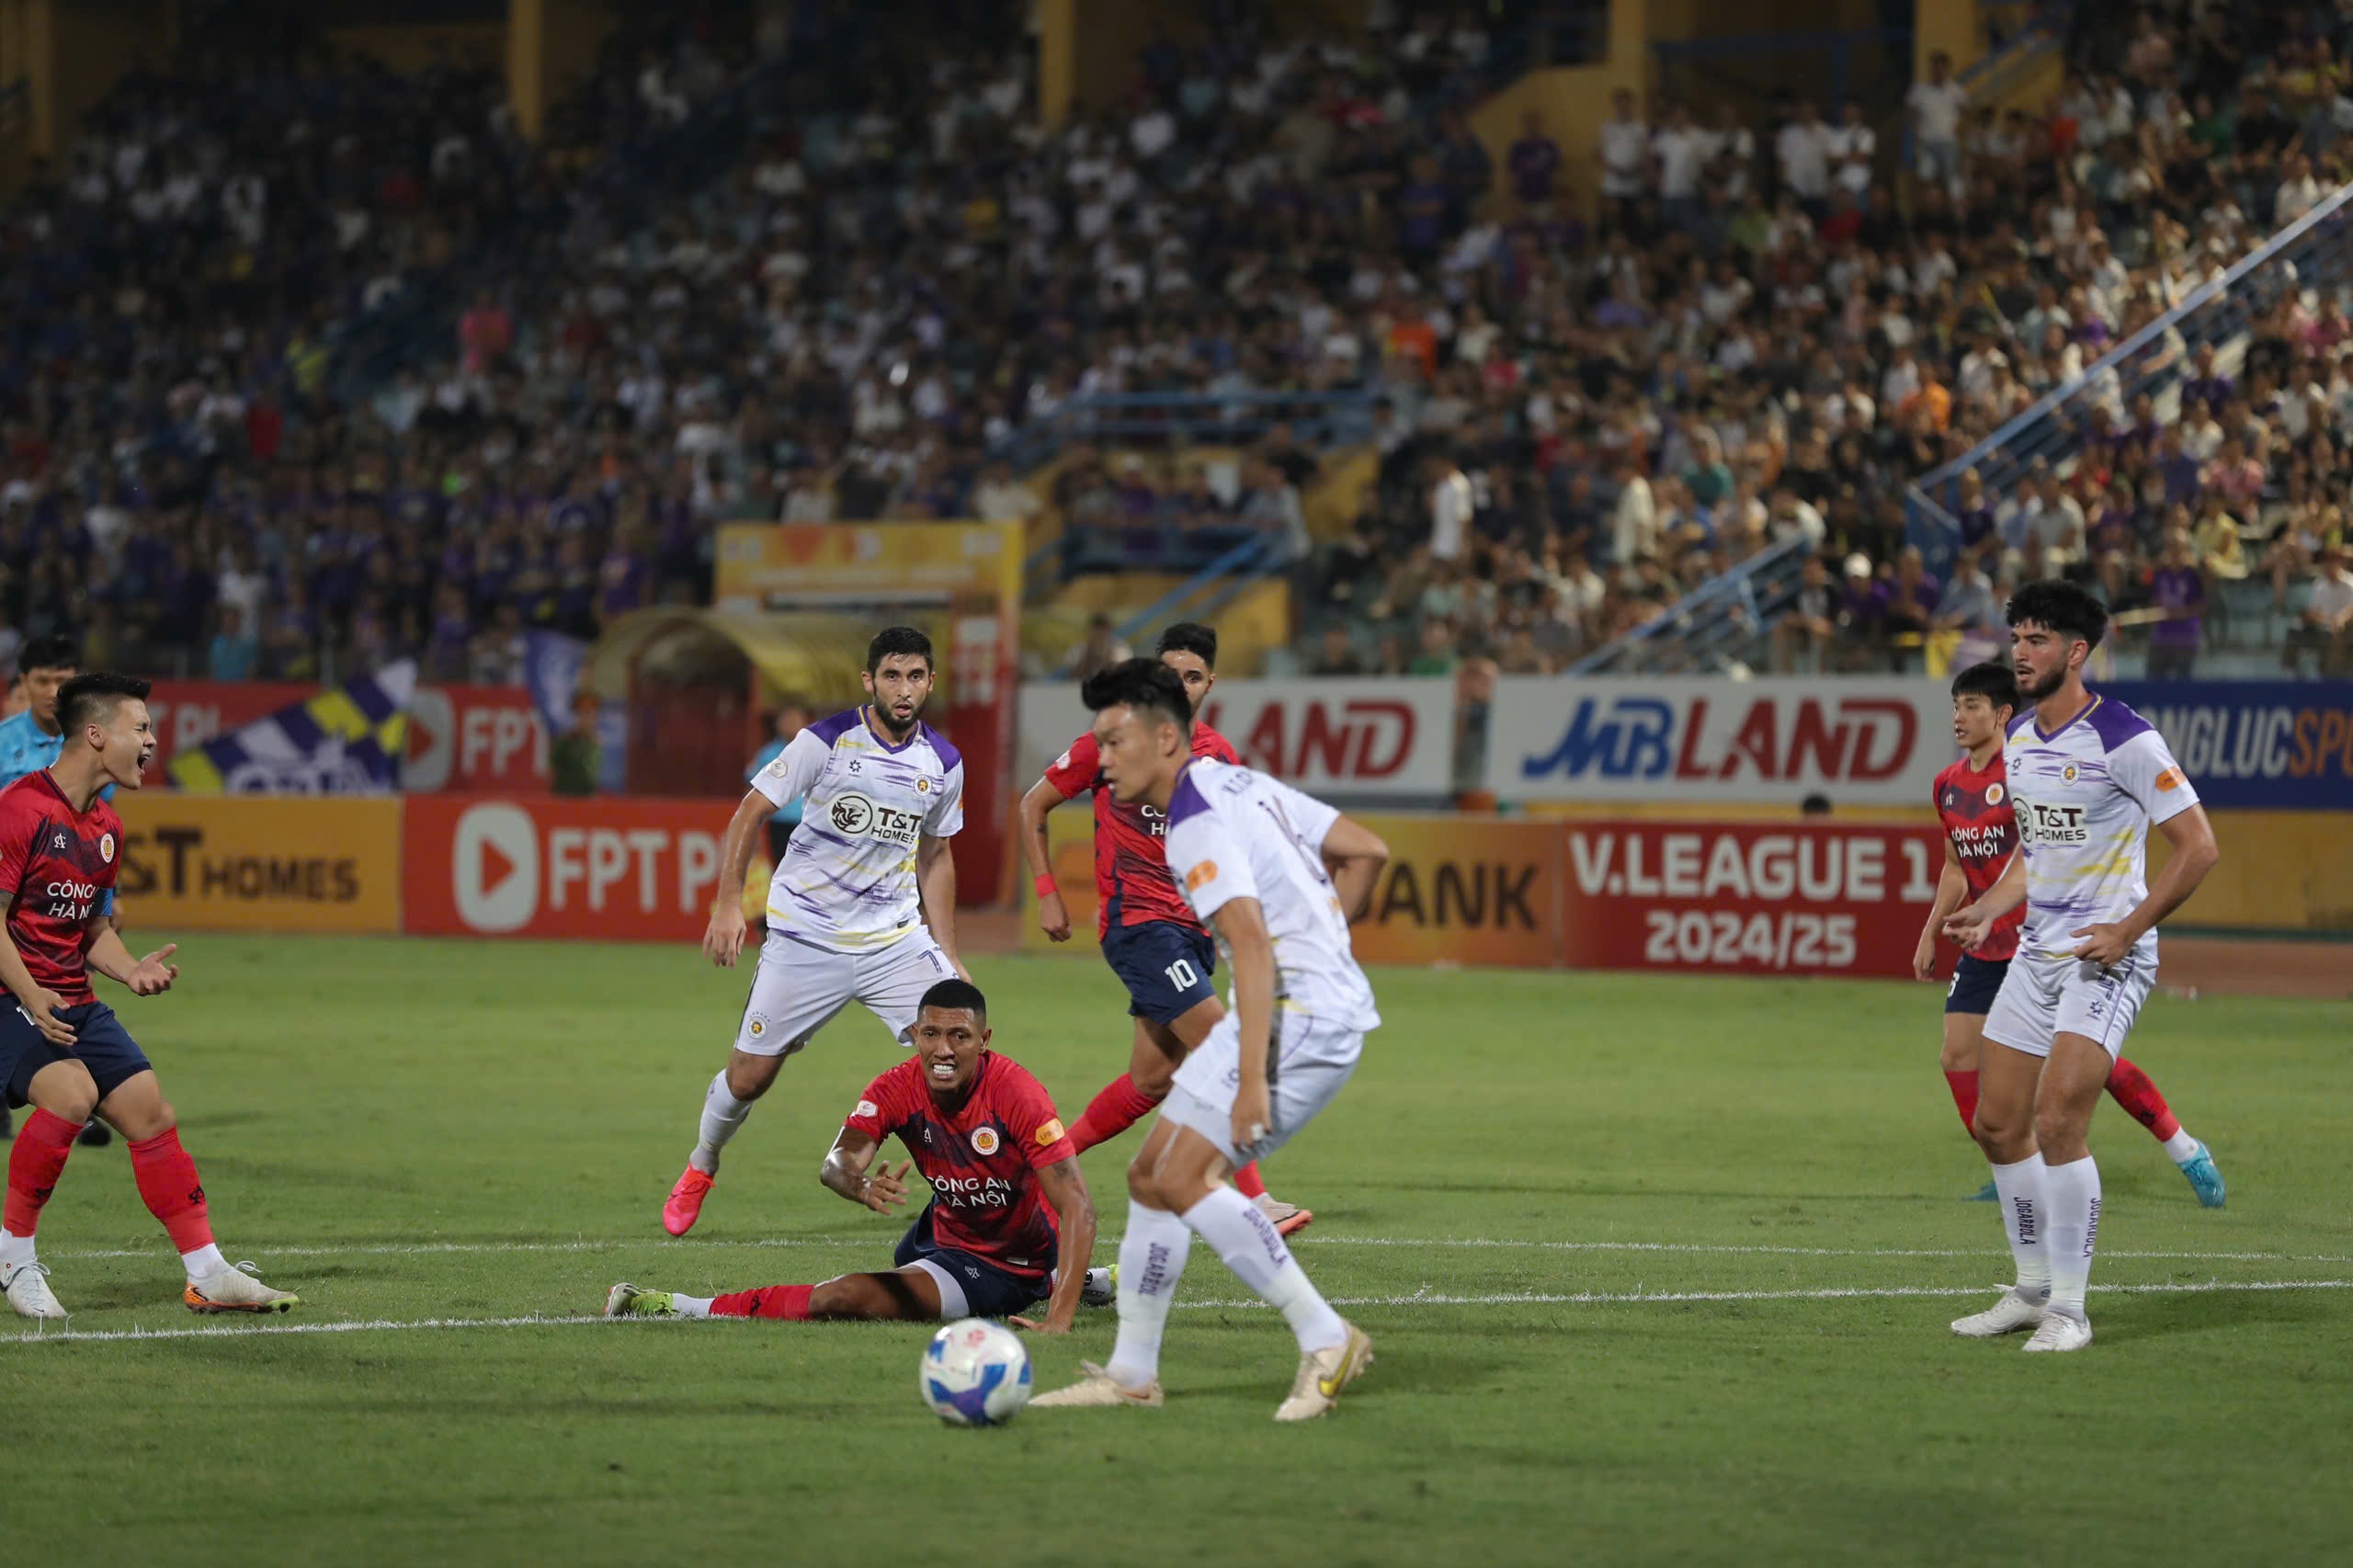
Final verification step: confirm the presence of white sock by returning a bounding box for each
[672,1292,713,1319]
[1181,1185,1346,1355]
[1106,1202,1191,1390]
[1989,1152,2052,1300]
[181,1243,226,1279]
[0,1228,33,1267]
[691,1072,753,1175]
[2042,1154,2102,1321]
[2162,1129,2200,1164]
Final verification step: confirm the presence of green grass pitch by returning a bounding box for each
[3,934,2347,1568]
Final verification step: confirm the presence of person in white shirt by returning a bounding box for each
[1653,102,1706,227]
[1033,660,1390,1422]
[1597,88,1650,205]
[1824,99,1877,196]
[1427,449,1473,563]
[1908,50,1970,188]
[1943,581,2220,1353]
[1776,101,1832,204]
[2290,543,2353,674]
[661,628,970,1240]
[2275,153,2325,227]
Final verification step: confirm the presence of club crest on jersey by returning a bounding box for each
[98,832,115,863]
[915,778,932,794]
[1985,783,2005,805]
[971,1126,1001,1156]
[2062,764,2078,783]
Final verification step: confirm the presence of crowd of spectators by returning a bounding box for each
[1295,2,2353,679]
[3,0,2351,691]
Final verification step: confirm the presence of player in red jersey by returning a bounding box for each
[606,979,1109,1327]
[0,673,300,1320]
[1914,663,2224,1206]
[1018,623,1310,1236]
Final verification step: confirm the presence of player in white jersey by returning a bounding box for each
[1941,582,2220,1353]
[660,627,971,1237]
[1032,661,1391,1422]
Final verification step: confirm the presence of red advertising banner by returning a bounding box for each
[1558,819,1948,978]
[404,796,737,940]
[403,686,551,791]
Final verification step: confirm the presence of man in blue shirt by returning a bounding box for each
[746,701,812,866]
[0,634,114,1146]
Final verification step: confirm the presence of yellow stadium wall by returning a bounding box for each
[327,23,506,74]
[1467,0,1647,217]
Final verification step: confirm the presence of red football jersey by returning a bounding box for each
[1043,723,1240,936]
[1934,753,2023,961]
[844,1052,1076,1279]
[0,771,121,1006]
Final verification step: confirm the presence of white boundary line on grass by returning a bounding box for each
[44,1235,2349,1265]
[7,1278,2349,1347]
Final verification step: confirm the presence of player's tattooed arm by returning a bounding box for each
[1942,850,2026,950]
[1027,1155,1097,1334]
[819,1128,912,1214]
[1319,814,1391,925]
[701,790,773,967]
[916,834,968,979]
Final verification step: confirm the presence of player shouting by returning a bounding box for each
[1942,584,2221,1352]
[1915,661,2223,1205]
[611,980,1109,1327]
[1019,622,1309,1235]
[0,673,298,1319]
[663,627,968,1238]
[1035,661,1389,1421]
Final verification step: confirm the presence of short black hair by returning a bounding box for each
[1155,621,1218,669]
[1949,660,2019,712]
[917,977,986,1023]
[1080,657,1192,731]
[57,672,151,738]
[866,625,934,674]
[2006,579,2107,651]
[1800,792,1833,817]
[17,633,79,674]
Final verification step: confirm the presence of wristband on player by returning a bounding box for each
[1034,873,1058,898]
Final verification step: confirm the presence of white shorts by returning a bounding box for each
[733,927,957,1057]
[1982,948,2156,1060]
[1159,1008,1363,1165]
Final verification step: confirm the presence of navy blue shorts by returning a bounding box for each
[1101,920,1219,1026]
[1945,953,2010,1017]
[894,1204,1047,1320]
[1,999,154,1108]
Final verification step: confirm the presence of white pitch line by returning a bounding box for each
[7,1278,2348,1347]
[44,1235,2346,1265]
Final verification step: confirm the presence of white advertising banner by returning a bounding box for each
[1485,677,1953,806]
[1018,677,1458,797]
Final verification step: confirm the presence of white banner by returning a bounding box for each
[1017,677,1457,798]
[1485,677,1953,805]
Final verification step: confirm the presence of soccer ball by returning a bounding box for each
[921,1317,1031,1427]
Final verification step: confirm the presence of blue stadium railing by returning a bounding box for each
[1568,533,1813,676]
[1904,180,2353,574]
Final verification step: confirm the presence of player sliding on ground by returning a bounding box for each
[609,980,1110,1327]
[1940,583,2221,1353]
[1020,621,1310,1236]
[0,673,299,1320]
[1033,660,1389,1422]
[1916,661,2224,1206]
[663,627,968,1238]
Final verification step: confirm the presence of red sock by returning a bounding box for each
[127,1129,214,1255]
[2104,1057,2181,1142]
[1233,1161,1267,1199]
[710,1283,813,1320]
[4,1109,84,1239]
[1943,1071,1980,1131]
[1068,1073,1164,1154]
